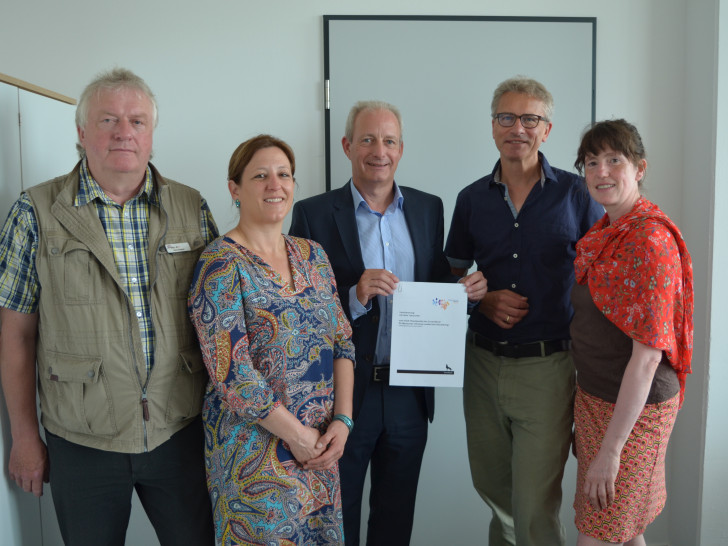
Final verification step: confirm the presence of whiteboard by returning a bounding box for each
[324,16,596,234]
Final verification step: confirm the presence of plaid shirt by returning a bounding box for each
[0,159,218,376]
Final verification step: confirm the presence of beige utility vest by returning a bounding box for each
[27,163,208,453]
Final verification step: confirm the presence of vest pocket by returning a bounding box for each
[47,239,105,304]
[45,353,118,437]
[156,238,205,299]
[165,347,207,423]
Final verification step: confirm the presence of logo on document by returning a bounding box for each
[432,297,454,310]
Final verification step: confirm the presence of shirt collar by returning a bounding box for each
[490,151,557,188]
[350,179,404,214]
[75,158,157,207]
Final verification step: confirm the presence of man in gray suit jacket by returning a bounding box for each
[289,100,486,545]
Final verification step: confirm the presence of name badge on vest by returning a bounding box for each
[165,242,192,253]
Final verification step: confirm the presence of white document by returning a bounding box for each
[390,281,468,388]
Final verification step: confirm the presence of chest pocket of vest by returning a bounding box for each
[155,237,205,299]
[48,239,106,305]
[45,353,118,437]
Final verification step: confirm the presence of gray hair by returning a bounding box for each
[76,68,158,157]
[344,100,403,143]
[490,76,554,121]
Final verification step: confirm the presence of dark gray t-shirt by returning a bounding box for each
[570,283,679,404]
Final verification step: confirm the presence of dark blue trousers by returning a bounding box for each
[340,382,429,546]
[45,417,214,546]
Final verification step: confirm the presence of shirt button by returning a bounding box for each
[511,283,517,289]
[128,244,134,250]
[131,277,138,283]
[512,253,518,259]
[514,222,519,228]
[136,311,142,318]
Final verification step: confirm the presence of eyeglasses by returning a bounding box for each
[493,113,549,129]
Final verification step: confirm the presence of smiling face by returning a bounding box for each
[229,146,294,227]
[584,147,645,220]
[342,108,403,191]
[492,92,552,164]
[77,87,154,185]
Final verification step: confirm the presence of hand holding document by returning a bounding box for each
[390,281,468,387]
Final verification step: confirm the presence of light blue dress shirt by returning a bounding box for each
[348,181,415,365]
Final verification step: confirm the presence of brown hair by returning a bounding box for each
[228,134,296,184]
[575,119,646,175]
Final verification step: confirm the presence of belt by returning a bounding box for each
[469,331,570,359]
[372,365,390,382]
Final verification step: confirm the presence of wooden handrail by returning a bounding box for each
[0,72,76,105]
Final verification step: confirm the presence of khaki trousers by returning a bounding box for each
[463,336,575,546]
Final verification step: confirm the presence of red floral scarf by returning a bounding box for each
[574,197,693,406]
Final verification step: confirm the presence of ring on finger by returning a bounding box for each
[505,315,511,324]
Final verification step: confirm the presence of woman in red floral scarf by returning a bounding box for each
[570,119,693,546]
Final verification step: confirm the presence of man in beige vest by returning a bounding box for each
[0,68,217,546]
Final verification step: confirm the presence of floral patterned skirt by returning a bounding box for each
[573,386,679,542]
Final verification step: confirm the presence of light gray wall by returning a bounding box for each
[674,3,713,545]
[0,0,724,544]
[699,1,728,545]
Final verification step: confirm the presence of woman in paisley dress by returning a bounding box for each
[570,120,693,546]
[188,134,355,545]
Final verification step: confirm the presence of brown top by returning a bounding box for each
[570,283,679,404]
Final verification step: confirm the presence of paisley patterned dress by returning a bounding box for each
[188,235,355,546]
